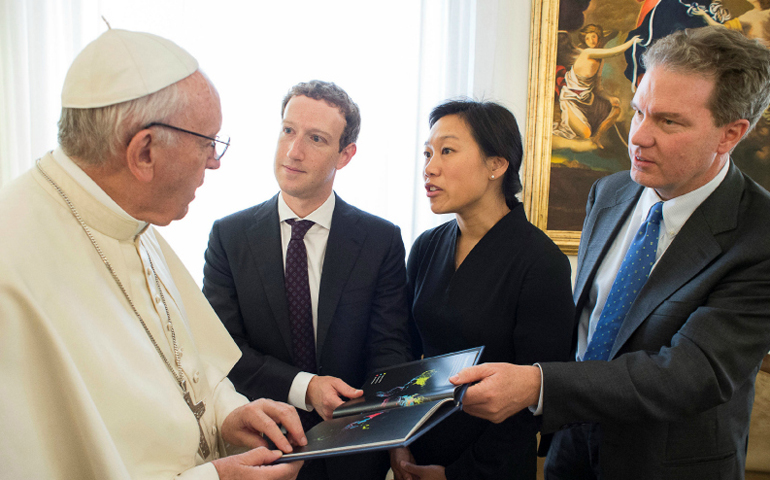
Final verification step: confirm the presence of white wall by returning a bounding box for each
[2,0,580,282]
[472,0,532,131]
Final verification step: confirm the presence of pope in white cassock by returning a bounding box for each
[0,28,306,480]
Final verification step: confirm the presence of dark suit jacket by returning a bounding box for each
[203,193,411,478]
[541,164,770,479]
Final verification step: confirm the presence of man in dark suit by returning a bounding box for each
[448,26,770,479]
[203,81,411,480]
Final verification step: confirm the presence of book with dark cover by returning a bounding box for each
[274,346,484,463]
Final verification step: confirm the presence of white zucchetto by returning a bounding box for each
[61,28,198,109]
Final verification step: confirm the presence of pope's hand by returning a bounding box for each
[221,398,307,452]
[305,375,363,421]
[212,447,302,480]
[450,363,541,424]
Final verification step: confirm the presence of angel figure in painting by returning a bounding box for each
[693,0,770,44]
[552,25,641,151]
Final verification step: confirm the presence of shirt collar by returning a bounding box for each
[278,192,335,230]
[637,159,730,237]
[52,147,148,236]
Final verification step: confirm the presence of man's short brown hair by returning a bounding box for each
[281,80,361,152]
[642,26,770,131]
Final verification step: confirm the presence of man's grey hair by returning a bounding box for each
[642,26,770,132]
[281,80,361,152]
[57,73,199,164]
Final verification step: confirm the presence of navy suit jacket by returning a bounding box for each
[203,193,412,405]
[542,164,770,479]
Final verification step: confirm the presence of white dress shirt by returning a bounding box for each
[278,192,336,411]
[533,160,730,415]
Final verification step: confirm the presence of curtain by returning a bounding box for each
[0,0,529,284]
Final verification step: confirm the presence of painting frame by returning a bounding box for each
[522,0,770,256]
[522,0,581,255]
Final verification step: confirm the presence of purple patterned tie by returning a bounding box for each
[285,219,317,373]
[285,219,320,431]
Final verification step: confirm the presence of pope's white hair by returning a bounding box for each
[58,70,214,165]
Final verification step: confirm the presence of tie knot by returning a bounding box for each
[646,202,663,225]
[287,219,314,240]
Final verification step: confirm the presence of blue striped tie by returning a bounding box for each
[583,202,664,361]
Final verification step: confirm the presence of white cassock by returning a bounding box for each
[0,149,249,479]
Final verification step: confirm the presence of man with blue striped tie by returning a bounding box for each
[450,25,770,480]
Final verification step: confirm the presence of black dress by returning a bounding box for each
[407,204,575,479]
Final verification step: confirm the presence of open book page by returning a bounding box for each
[333,346,484,418]
[275,397,458,463]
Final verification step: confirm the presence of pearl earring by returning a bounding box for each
[490,175,495,179]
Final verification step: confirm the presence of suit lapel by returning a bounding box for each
[316,195,365,360]
[574,179,642,313]
[609,164,744,358]
[245,195,293,354]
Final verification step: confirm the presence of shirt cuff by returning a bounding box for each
[288,371,316,412]
[528,363,544,416]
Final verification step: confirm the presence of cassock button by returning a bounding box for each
[154,296,161,304]
[165,323,172,332]
[193,371,200,383]
[146,267,152,277]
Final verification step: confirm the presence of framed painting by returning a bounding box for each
[522,0,770,255]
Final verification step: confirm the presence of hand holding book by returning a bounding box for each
[448,362,542,424]
[305,375,363,421]
[274,347,484,463]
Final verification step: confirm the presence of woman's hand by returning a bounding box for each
[389,447,416,480]
[398,460,447,480]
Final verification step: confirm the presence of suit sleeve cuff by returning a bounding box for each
[528,363,544,416]
[289,371,316,412]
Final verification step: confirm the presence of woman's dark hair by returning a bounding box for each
[429,98,523,209]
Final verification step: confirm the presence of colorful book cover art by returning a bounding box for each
[333,346,483,419]
[374,369,436,408]
[364,348,478,399]
[311,411,387,444]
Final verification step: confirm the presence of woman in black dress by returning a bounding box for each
[390,100,575,480]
